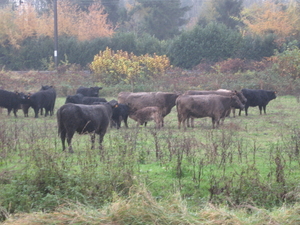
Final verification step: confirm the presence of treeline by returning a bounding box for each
[1,0,300,70]
[0,25,278,70]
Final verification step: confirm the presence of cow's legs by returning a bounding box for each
[191,118,195,128]
[232,108,236,118]
[66,130,75,153]
[258,105,263,115]
[90,132,96,149]
[7,108,12,116]
[123,116,129,128]
[13,108,18,117]
[60,130,66,151]
[34,107,39,118]
[245,106,249,116]
[263,105,267,114]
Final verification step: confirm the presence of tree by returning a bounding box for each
[168,23,242,69]
[101,0,120,25]
[198,0,243,30]
[215,0,243,29]
[241,1,293,45]
[129,0,191,40]
[1,0,114,47]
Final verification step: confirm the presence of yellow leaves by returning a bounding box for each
[241,1,294,44]
[1,1,114,47]
[90,47,170,85]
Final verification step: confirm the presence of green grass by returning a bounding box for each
[1,95,300,221]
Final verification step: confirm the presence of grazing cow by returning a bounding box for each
[65,94,107,105]
[65,93,84,104]
[29,86,56,118]
[76,86,102,97]
[176,94,245,129]
[111,103,130,129]
[216,89,247,117]
[57,100,117,153]
[129,106,163,128]
[185,89,247,117]
[0,90,25,117]
[239,89,277,116]
[118,92,179,127]
[82,97,107,105]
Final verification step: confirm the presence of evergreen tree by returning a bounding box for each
[132,0,191,40]
[215,0,243,29]
[101,0,120,25]
[198,0,243,29]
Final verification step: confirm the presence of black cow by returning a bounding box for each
[92,100,129,129]
[0,90,25,117]
[21,93,31,117]
[111,103,129,129]
[76,86,102,97]
[65,94,84,104]
[65,94,107,105]
[57,100,117,153]
[82,97,107,105]
[239,89,277,116]
[29,86,56,118]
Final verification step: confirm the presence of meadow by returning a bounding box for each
[1,92,300,224]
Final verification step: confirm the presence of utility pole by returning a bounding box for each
[54,0,58,69]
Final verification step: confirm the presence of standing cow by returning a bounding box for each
[21,93,32,117]
[111,103,130,129]
[57,100,117,153]
[0,90,25,117]
[185,89,247,118]
[118,91,179,127]
[65,94,107,105]
[76,86,102,97]
[29,86,56,118]
[239,89,276,116]
[129,106,163,128]
[176,94,245,129]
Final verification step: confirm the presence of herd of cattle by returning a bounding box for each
[0,86,277,152]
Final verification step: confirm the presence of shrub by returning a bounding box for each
[238,34,277,60]
[168,23,242,69]
[90,47,170,89]
[271,45,300,79]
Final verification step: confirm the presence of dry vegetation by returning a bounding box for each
[1,68,300,224]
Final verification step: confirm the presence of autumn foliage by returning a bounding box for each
[90,47,170,87]
[0,1,114,47]
[241,1,294,45]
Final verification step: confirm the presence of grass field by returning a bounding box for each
[1,94,300,223]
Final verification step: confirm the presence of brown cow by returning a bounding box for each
[129,106,163,128]
[185,89,247,118]
[118,92,179,127]
[176,94,244,129]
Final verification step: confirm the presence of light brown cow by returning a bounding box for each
[176,94,245,129]
[129,106,163,128]
[185,89,247,118]
[118,92,179,127]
